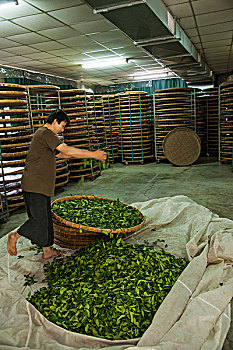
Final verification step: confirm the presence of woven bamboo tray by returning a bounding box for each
[1,150,28,158]
[65,126,89,132]
[62,105,90,111]
[118,121,149,127]
[67,160,85,166]
[117,100,150,105]
[59,89,86,95]
[219,85,233,163]
[122,154,153,162]
[26,84,60,91]
[52,195,145,249]
[69,165,99,175]
[0,91,27,98]
[122,147,152,153]
[0,100,27,106]
[8,202,25,211]
[5,193,23,201]
[2,159,26,166]
[0,109,29,115]
[117,91,147,96]
[56,170,70,179]
[65,130,89,138]
[0,125,31,132]
[55,178,69,188]
[163,127,201,166]
[0,140,30,148]
[0,117,29,123]
[53,219,108,249]
[0,83,26,90]
[118,108,149,113]
[68,170,101,180]
[31,108,52,113]
[56,164,69,172]
[116,114,149,119]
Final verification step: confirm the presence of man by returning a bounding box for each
[7,109,107,259]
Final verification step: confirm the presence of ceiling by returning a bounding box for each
[163,0,233,76]
[0,0,232,86]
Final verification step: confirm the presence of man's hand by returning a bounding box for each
[56,152,71,159]
[93,150,107,162]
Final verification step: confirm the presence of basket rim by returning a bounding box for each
[51,195,145,234]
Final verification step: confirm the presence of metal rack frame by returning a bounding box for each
[102,95,115,162]
[153,88,198,162]
[116,92,153,164]
[0,141,9,221]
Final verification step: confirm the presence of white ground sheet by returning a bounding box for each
[0,195,232,350]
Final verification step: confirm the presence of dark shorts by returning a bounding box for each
[18,191,54,247]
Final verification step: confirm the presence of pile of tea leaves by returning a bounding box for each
[27,239,188,340]
[52,197,144,230]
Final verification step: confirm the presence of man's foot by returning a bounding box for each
[42,247,66,259]
[7,231,21,256]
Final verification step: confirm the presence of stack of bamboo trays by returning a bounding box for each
[26,84,60,132]
[0,144,9,220]
[148,93,155,151]
[195,89,206,155]
[0,83,31,211]
[115,91,154,164]
[88,94,109,170]
[45,89,101,181]
[199,88,219,157]
[27,85,70,188]
[154,87,195,160]
[102,94,119,162]
[220,83,233,163]
[88,94,107,151]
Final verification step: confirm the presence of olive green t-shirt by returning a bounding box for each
[21,127,62,197]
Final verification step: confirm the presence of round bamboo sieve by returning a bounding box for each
[163,127,201,166]
[51,196,145,248]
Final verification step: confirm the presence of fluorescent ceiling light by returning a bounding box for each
[133,69,170,76]
[0,0,18,7]
[82,59,127,69]
[133,73,175,80]
[93,0,146,14]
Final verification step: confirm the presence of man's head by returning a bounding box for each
[46,109,70,128]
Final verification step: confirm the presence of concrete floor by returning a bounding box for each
[0,158,233,349]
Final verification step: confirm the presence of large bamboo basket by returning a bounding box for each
[52,195,145,249]
[163,127,201,166]
[0,109,29,116]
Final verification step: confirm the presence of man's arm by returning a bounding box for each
[56,143,107,162]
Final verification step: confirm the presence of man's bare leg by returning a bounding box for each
[7,231,21,256]
[42,246,66,259]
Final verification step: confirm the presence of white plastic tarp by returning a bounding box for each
[0,195,232,350]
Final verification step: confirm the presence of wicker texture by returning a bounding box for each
[0,84,31,208]
[52,195,145,249]
[53,219,108,249]
[154,88,195,160]
[219,83,233,163]
[163,127,201,166]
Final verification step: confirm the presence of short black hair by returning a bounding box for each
[45,109,70,127]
